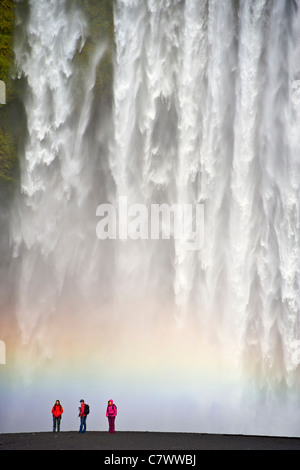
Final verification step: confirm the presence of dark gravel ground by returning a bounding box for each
[1,431,300,450]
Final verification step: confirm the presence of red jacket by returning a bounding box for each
[52,403,63,418]
[79,402,86,417]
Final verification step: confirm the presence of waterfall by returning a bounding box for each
[2,0,300,435]
[11,0,113,350]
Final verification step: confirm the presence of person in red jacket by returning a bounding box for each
[79,399,88,433]
[52,400,63,432]
[106,399,117,433]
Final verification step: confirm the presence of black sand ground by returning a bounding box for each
[1,431,300,450]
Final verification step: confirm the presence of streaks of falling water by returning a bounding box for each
[4,0,300,435]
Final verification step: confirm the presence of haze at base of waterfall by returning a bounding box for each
[1,0,300,435]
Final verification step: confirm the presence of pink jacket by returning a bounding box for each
[106,399,117,417]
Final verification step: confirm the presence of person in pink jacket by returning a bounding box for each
[106,399,117,433]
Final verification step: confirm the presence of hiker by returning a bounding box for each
[106,399,117,433]
[78,399,89,433]
[52,399,63,432]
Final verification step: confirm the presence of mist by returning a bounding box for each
[1,0,300,436]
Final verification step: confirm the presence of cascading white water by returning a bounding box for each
[2,0,300,435]
[11,0,113,348]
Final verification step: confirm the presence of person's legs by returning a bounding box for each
[108,416,115,433]
[79,416,83,433]
[79,416,87,433]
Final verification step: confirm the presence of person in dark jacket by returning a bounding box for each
[52,399,63,432]
[106,399,117,433]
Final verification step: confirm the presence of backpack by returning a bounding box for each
[84,404,90,415]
